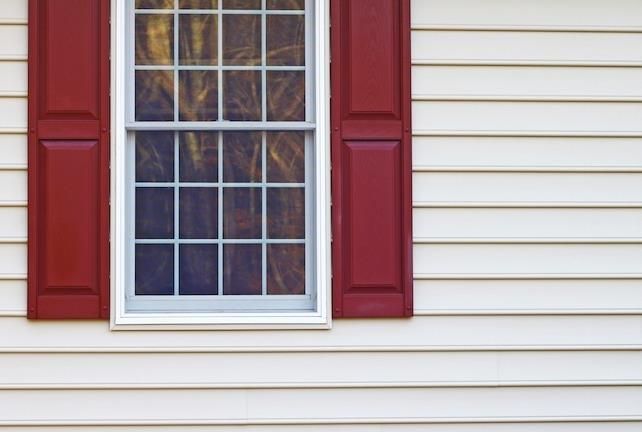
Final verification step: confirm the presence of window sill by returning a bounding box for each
[110,311,331,331]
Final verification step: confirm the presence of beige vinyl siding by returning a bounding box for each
[0,0,641,429]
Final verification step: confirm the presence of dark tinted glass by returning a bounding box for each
[223,131,262,182]
[223,187,262,239]
[135,70,174,121]
[136,187,174,239]
[267,187,304,239]
[179,131,218,182]
[180,187,218,239]
[179,14,218,65]
[223,244,262,294]
[267,244,305,294]
[266,131,304,183]
[267,15,304,66]
[223,70,262,121]
[135,14,174,65]
[136,131,174,182]
[135,244,174,295]
[179,244,218,295]
[267,71,304,121]
[179,70,218,121]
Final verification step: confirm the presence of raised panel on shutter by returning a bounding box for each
[28,0,110,319]
[331,0,412,317]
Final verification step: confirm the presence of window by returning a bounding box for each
[112,0,329,327]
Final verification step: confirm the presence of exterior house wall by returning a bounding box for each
[1,0,642,429]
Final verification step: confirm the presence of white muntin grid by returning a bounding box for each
[124,0,316,313]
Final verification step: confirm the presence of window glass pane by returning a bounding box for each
[129,0,314,311]
[135,244,174,295]
[136,131,174,182]
[179,14,218,65]
[223,187,262,239]
[135,70,174,121]
[136,0,175,9]
[267,15,304,66]
[179,131,218,182]
[267,71,305,121]
[267,187,304,239]
[135,14,174,65]
[223,0,261,9]
[266,131,304,183]
[267,244,305,294]
[267,0,304,9]
[179,70,218,121]
[180,245,218,295]
[179,0,217,8]
[136,187,174,239]
[224,244,262,295]
[179,187,218,239]
[223,131,262,183]
[222,14,261,66]
[223,70,262,121]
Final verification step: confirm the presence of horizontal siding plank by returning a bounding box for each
[412,66,642,98]
[0,97,26,128]
[413,172,642,203]
[414,244,642,275]
[0,351,640,386]
[0,25,26,57]
[0,62,26,93]
[0,316,640,348]
[413,208,642,238]
[412,31,642,63]
[0,207,26,238]
[0,281,24,314]
[0,387,640,422]
[2,425,642,432]
[0,0,26,21]
[0,171,25,202]
[414,280,642,313]
[412,101,642,133]
[411,0,642,28]
[0,134,26,165]
[0,244,25,275]
[413,137,642,167]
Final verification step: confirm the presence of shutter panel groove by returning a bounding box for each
[331,0,413,317]
[28,0,110,319]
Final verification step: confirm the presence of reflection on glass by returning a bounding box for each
[180,0,217,8]
[223,14,261,66]
[266,131,304,183]
[267,187,304,239]
[267,15,304,66]
[136,131,174,182]
[224,244,262,294]
[180,187,218,239]
[179,131,218,182]
[179,245,218,295]
[179,14,218,65]
[223,0,261,9]
[267,0,304,9]
[267,244,305,294]
[136,187,174,239]
[224,187,262,239]
[135,70,174,121]
[267,71,304,121]
[135,14,174,65]
[135,244,174,295]
[223,70,262,121]
[223,131,262,183]
[179,70,218,121]
[136,0,174,9]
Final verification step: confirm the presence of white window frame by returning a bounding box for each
[110,0,331,330]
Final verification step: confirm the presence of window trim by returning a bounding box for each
[110,0,331,330]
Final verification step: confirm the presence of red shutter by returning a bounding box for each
[331,0,413,317]
[28,0,110,319]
